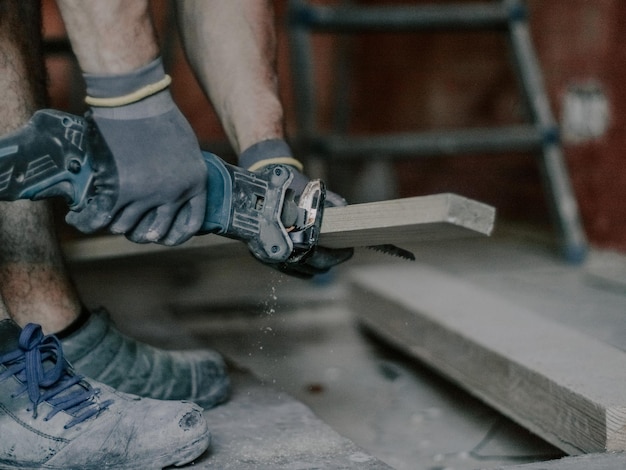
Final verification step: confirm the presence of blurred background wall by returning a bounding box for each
[42,0,626,253]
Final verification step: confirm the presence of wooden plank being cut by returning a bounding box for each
[350,265,626,455]
[320,193,494,248]
[63,193,494,262]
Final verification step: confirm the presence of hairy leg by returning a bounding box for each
[0,0,81,332]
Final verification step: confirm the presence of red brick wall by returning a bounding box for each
[531,0,626,251]
[41,0,626,252]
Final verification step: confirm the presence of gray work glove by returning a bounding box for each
[66,57,207,246]
[239,139,354,278]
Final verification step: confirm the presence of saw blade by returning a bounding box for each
[367,244,415,261]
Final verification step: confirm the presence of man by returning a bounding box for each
[0,0,350,467]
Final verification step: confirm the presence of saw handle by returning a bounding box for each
[0,109,95,209]
[200,151,296,264]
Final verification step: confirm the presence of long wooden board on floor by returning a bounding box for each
[494,452,626,470]
[350,265,626,455]
[64,193,495,262]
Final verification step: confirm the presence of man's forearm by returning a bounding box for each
[56,0,158,74]
[176,0,285,156]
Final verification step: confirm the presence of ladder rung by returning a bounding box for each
[309,126,543,158]
[291,3,513,32]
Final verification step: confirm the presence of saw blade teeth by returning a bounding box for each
[367,244,416,261]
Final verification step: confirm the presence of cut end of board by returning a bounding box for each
[445,193,496,237]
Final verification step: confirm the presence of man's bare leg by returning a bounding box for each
[0,0,229,409]
[0,293,10,322]
[0,0,82,333]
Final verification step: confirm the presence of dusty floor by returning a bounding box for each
[66,223,626,469]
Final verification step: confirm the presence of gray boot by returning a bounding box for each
[0,320,210,469]
[61,308,230,409]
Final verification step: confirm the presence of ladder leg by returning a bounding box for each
[288,0,317,143]
[506,0,587,262]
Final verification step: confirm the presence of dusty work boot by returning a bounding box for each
[0,319,210,469]
[60,307,230,409]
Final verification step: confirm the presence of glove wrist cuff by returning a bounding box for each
[248,157,304,172]
[85,75,171,107]
[239,139,303,172]
[84,57,171,107]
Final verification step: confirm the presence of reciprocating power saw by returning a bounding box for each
[0,109,324,267]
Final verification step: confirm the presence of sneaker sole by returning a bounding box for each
[0,429,210,470]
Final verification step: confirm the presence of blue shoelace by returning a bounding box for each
[0,323,113,428]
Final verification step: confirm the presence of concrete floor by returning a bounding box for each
[66,223,626,469]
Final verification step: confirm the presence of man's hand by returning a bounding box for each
[65,58,207,246]
[240,139,354,278]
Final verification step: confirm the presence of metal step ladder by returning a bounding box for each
[287,0,588,262]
